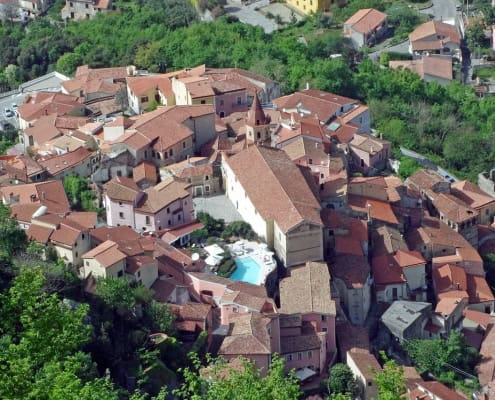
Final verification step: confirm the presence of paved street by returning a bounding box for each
[224,0,277,34]
[400,146,458,182]
[0,92,24,131]
[193,194,242,223]
[419,0,458,22]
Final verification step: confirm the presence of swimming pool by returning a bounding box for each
[230,256,262,285]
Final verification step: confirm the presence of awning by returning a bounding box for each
[205,255,223,266]
[294,367,316,381]
[205,244,224,257]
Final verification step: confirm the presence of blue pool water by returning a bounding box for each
[230,256,262,285]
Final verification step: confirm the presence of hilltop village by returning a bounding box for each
[1,57,495,400]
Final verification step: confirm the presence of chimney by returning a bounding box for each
[41,191,46,201]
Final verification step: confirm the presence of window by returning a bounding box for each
[178,214,181,221]
[119,212,124,218]
[118,270,123,277]
[322,327,328,332]
[205,175,209,181]
[286,354,292,361]
[141,96,149,102]
[69,1,73,5]
[137,271,141,278]
[169,149,173,157]
[167,207,170,213]
[182,141,186,149]
[307,351,313,359]
[237,96,242,105]
[119,201,123,206]
[85,3,88,7]
[219,100,224,106]
[309,158,313,165]
[297,352,302,361]
[257,132,261,140]
[117,170,122,177]
[321,315,327,321]
[368,382,372,387]
[85,261,89,266]
[168,220,171,226]
[82,234,85,240]
[201,100,206,104]
[233,306,238,313]
[146,216,151,225]
[219,111,225,118]
[152,150,156,158]
[75,252,78,257]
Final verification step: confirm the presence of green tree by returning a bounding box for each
[398,157,421,180]
[3,63,19,87]
[0,203,27,261]
[56,52,83,76]
[374,352,406,400]
[63,175,99,212]
[95,276,137,312]
[327,363,359,397]
[145,300,176,334]
[175,354,301,399]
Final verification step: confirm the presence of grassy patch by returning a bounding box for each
[473,66,495,81]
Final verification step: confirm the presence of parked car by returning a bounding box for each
[4,108,14,118]
[12,103,17,110]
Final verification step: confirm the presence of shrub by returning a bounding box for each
[221,221,256,240]
[217,258,236,277]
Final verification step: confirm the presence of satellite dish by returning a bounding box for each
[191,253,200,261]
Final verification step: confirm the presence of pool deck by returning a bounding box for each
[227,240,276,286]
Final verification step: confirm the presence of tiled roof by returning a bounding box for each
[189,272,268,298]
[415,381,467,400]
[279,261,335,315]
[90,225,140,244]
[27,223,53,244]
[133,161,158,185]
[39,147,94,176]
[130,105,214,152]
[336,320,369,360]
[347,194,399,225]
[225,145,322,233]
[24,114,61,145]
[221,290,268,311]
[321,209,368,242]
[136,178,190,214]
[165,158,213,179]
[347,349,382,380]
[372,254,407,287]
[467,274,495,303]
[390,55,453,81]
[451,180,495,209]
[435,297,466,316]
[151,278,180,302]
[345,8,387,34]
[433,263,467,294]
[82,240,127,267]
[126,75,173,97]
[463,309,494,329]
[0,180,70,214]
[274,90,357,123]
[160,220,204,244]
[18,92,82,122]
[409,20,461,45]
[246,94,269,126]
[331,254,370,288]
[371,225,408,256]
[126,255,155,274]
[49,219,86,247]
[65,211,97,230]
[104,176,140,202]
[171,302,211,322]
[219,312,273,355]
[406,216,472,250]
[432,192,478,223]
[478,324,495,387]
[406,169,445,192]
[281,334,322,353]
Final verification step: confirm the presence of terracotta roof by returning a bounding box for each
[225,145,322,233]
[451,180,495,209]
[433,264,467,294]
[281,334,322,353]
[24,114,62,145]
[331,254,370,288]
[136,178,190,214]
[90,226,140,244]
[477,324,495,390]
[189,272,268,299]
[321,209,368,242]
[347,194,399,225]
[65,211,97,230]
[345,8,387,34]
[349,134,390,155]
[432,192,478,223]
[336,320,370,359]
[160,220,204,244]
[0,180,70,214]
[165,158,213,179]
[409,20,461,46]
[390,55,453,81]
[10,203,43,223]
[274,90,357,123]
[372,225,408,256]
[151,278,180,302]
[219,312,273,355]
[39,147,94,176]
[463,309,494,329]
[82,240,127,267]
[104,176,140,202]
[461,328,484,350]
[435,296,466,317]
[372,254,407,287]
[27,223,53,244]
[467,274,495,303]
[415,381,467,400]
[18,92,82,122]
[432,247,484,276]
[347,349,382,380]
[49,219,86,247]
[133,161,158,185]
[171,302,211,320]
[126,75,173,97]
[406,216,472,250]
[126,255,155,274]
[280,135,329,166]
[221,290,269,311]
[279,261,336,315]
[130,105,214,152]
[246,95,268,126]
[406,169,445,192]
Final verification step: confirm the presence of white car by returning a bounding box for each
[12,103,18,110]
[4,108,14,118]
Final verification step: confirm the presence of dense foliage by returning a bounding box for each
[374,352,406,400]
[327,363,359,398]
[403,331,480,391]
[63,174,100,212]
[174,354,301,399]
